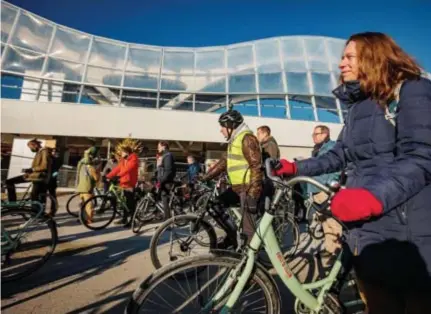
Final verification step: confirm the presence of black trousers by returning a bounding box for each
[160,182,173,219]
[47,179,58,215]
[6,175,47,209]
[123,190,136,221]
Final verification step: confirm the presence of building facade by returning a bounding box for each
[1,0,345,163]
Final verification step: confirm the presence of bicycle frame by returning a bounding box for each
[206,175,342,313]
[1,201,45,253]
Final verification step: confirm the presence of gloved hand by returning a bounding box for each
[52,172,58,178]
[155,182,161,189]
[331,188,383,222]
[274,159,297,177]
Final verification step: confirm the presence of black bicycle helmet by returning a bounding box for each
[218,109,244,129]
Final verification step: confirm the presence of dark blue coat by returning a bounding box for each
[297,77,431,274]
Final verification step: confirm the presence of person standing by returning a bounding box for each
[256,125,280,161]
[76,147,100,224]
[6,138,51,208]
[308,125,341,254]
[106,145,139,227]
[102,153,117,193]
[47,148,61,216]
[156,141,176,220]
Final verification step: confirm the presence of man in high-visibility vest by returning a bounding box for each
[202,108,263,244]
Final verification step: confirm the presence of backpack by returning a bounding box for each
[384,81,404,127]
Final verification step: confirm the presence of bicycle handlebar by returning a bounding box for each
[264,158,332,195]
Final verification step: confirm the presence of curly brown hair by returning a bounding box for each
[343,32,422,106]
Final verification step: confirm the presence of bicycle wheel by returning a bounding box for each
[127,253,280,314]
[79,195,117,230]
[150,214,218,270]
[66,193,81,217]
[131,197,161,233]
[1,207,58,282]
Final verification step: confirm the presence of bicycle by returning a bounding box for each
[149,174,300,272]
[1,200,58,282]
[126,158,363,314]
[65,186,103,218]
[79,178,126,230]
[131,181,195,234]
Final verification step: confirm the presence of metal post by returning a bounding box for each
[302,38,318,121]
[118,43,130,107]
[1,8,21,68]
[156,48,164,109]
[77,36,94,103]
[252,43,261,117]
[224,47,229,110]
[277,38,291,119]
[36,25,57,101]
[323,38,343,123]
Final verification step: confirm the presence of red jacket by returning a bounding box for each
[107,153,139,189]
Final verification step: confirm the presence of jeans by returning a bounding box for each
[160,182,173,219]
[47,179,58,216]
[6,175,47,210]
[123,190,136,223]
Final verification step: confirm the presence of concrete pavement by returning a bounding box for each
[1,195,357,314]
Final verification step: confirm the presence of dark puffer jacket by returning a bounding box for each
[297,78,431,274]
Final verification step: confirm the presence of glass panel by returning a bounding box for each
[50,28,90,62]
[163,51,194,74]
[2,46,44,75]
[195,50,224,74]
[159,92,193,111]
[311,72,334,96]
[1,3,17,43]
[317,109,340,123]
[124,71,158,89]
[289,95,315,121]
[255,40,280,68]
[122,90,158,109]
[304,38,329,72]
[80,86,121,105]
[61,84,80,103]
[85,66,123,86]
[260,98,287,119]
[11,12,53,53]
[315,96,337,109]
[327,39,345,70]
[1,74,23,100]
[285,72,309,95]
[45,58,84,82]
[259,72,284,93]
[281,38,306,71]
[195,75,226,93]
[127,47,161,73]
[229,72,256,93]
[161,74,194,91]
[227,46,253,73]
[39,79,69,102]
[89,39,126,69]
[231,98,258,116]
[195,94,226,112]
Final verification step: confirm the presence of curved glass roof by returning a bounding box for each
[0,0,348,123]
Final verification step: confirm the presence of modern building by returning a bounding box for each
[1,0,347,171]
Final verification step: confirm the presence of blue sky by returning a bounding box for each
[8,0,431,71]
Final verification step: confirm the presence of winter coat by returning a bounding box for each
[107,153,139,189]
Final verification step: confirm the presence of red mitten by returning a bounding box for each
[274,159,297,176]
[331,188,383,222]
[155,182,161,189]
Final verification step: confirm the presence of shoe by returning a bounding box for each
[114,218,128,226]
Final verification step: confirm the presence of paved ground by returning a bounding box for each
[1,195,349,314]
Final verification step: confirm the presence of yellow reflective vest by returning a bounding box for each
[227,129,252,185]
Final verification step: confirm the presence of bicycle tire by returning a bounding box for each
[79,195,117,230]
[1,207,58,282]
[126,252,281,314]
[66,193,81,217]
[150,214,218,270]
[131,197,160,233]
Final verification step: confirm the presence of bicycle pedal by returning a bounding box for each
[323,293,343,314]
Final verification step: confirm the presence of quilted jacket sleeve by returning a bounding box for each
[364,78,431,211]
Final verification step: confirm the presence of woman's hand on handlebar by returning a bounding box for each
[273,159,297,177]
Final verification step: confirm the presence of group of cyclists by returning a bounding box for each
[3,31,431,313]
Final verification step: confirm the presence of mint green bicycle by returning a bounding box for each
[126,159,363,313]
